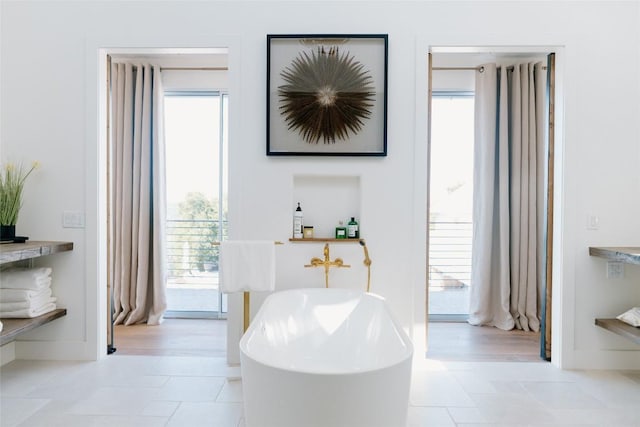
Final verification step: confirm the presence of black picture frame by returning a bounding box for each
[267,34,388,156]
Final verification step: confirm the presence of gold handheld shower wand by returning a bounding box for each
[360,239,372,292]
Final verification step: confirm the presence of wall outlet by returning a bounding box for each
[606,261,624,279]
[63,211,85,228]
[586,214,599,230]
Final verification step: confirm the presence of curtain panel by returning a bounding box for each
[468,62,547,331]
[110,62,167,326]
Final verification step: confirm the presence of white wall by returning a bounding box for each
[1,1,638,369]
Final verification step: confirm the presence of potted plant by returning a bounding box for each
[0,161,39,241]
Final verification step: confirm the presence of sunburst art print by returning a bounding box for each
[267,35,388,156]
[278,46,375,144]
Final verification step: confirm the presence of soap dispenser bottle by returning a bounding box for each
[293,202,303,238]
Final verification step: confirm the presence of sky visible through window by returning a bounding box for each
[430,95,474,221]
[164,95,221,217]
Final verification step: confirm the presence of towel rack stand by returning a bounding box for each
[216,240,283,332]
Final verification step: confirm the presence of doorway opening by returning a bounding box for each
[105,49,229,357]
[427,49,556,362]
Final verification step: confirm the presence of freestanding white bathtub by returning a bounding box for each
[239,288,413,427]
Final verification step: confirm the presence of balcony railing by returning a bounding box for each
[167,217,472,290]
[429,219,472,289]
[166,218,228,283]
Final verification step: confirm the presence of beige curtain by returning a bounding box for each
[111,62,167,325]
[468,62,547,331]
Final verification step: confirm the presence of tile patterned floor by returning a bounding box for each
[1,355,639,426]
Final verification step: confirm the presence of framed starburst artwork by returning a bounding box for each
[267,34,388,156]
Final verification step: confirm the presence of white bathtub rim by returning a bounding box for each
[239,287,414,376]
[240,346,413,377]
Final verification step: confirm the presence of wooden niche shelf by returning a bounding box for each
[589,246,640,346]
[289,238,365,243]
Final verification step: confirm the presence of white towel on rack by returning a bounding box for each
[219,241,276,293]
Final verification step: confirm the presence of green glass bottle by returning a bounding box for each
[347,217,359,238]
[335,221,347,239]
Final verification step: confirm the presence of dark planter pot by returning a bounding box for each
[0,224,16,240]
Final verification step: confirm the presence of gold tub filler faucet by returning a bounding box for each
[305,241,372,291]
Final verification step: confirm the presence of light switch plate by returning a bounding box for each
[63,211,85,228]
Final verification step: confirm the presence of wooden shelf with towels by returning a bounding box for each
[589,246,640,346]
[0,241,73,347]
[594,318,640,345]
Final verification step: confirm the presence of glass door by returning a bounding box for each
[164,91,229,319]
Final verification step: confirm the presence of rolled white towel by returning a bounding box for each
[0,320,3,333]
[0,288,52,303]
[0,268,52,290]
[0,296,57,312]
[0,302,57,318]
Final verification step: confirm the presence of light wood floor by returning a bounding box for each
[113,318,226,357]
[113,318,542,362]
[427,322,542,362]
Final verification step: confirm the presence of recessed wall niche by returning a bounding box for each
[292,175,361,239]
